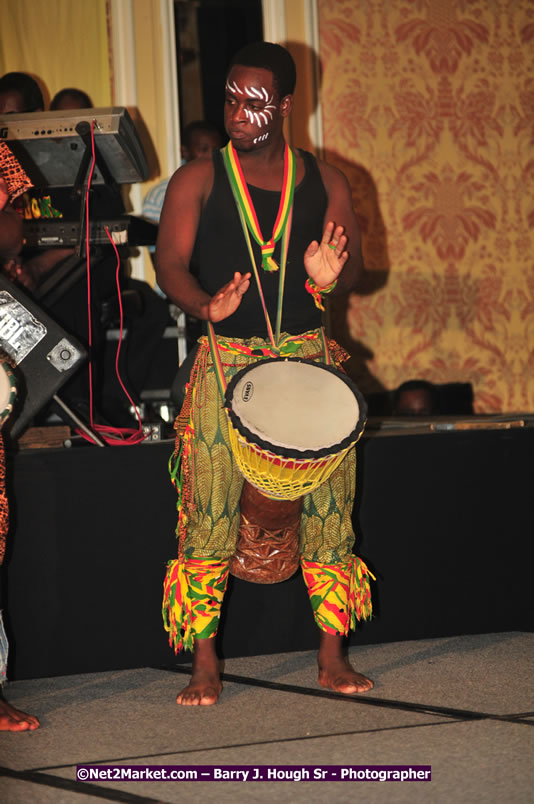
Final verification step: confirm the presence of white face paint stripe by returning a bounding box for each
[226,80,243,95]
[226,80,276,131]
[253,132,270,144]
[227,80,273,103]
[243,107,268,129]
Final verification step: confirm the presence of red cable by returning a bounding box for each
[75,120,146,446]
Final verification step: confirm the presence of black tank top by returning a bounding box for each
[192,148,327,338]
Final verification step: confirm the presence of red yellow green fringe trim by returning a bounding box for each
[162,557,230,653]
[301,556,375,636]
[223,141,296,273]
[305,277,338,311]
[169,345,210,547]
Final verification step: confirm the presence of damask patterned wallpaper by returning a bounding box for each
[318,0,534,412]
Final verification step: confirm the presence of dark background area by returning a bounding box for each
[175,0,263,137]
[4,426,532,681]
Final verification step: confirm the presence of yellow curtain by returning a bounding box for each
[318,0,534,413]
[0,0,111,108]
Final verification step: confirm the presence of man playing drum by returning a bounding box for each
[156,42,374,706]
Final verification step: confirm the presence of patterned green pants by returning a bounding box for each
[179,331,358,565]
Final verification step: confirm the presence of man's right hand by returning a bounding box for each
[207,271,251,322]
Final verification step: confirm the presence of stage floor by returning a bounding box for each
[1,632,533,803]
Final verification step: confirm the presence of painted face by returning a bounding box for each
[224,65,289,150]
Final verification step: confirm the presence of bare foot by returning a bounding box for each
[0,697,40,731]
[176,637,221,706]
[317,632,373,695]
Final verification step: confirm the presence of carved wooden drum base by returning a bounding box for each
[229,480,302,584]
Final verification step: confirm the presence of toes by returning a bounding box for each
[199,694,218,706]
[334,678,362,694]
[176,686,220,706]
[319,671,374,695]
[0,709,40,731]
[176,693,200,706]
[0,719,30,731]
[336,676,374,694]
[198,686,220,706]
[19,714,40,728]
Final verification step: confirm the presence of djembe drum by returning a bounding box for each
[224,358,367,583]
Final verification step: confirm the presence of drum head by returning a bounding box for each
[225,358,367,459]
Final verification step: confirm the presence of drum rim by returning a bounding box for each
[224,357,368,460]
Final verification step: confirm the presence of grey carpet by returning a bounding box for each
[0,632,532,803]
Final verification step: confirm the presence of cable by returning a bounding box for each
[75,120,146,446]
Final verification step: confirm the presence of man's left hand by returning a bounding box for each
[303,221,348,288]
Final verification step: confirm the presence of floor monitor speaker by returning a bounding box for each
[0,274,86,437]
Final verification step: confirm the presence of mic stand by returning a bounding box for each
[52,393,106,447]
